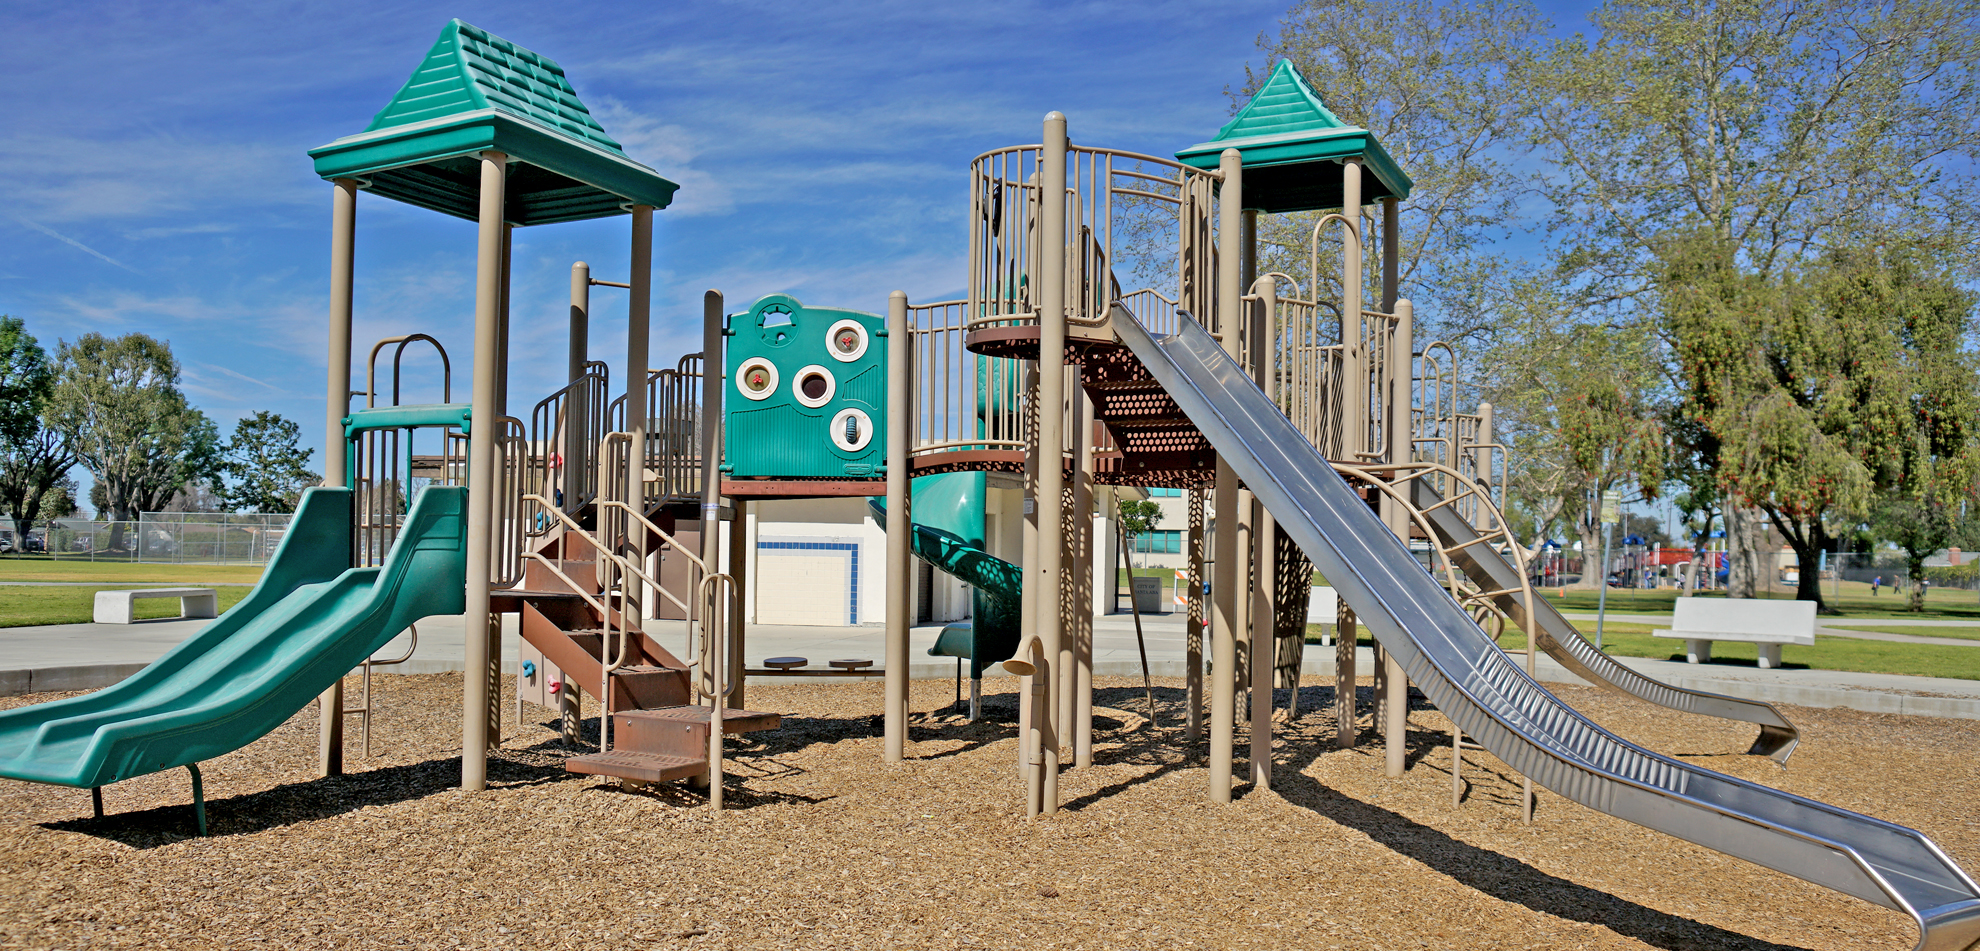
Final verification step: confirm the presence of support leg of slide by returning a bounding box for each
[188,764,207,837]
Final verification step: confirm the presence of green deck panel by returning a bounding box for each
[1175,59,1413,212]
[722,294,887,479]
[868,473,1021,678]
[308,19,677,225]
[0,486,468,790]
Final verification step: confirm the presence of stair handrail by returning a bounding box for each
[694,570,742,812]
[519,495,681,753]
[594,497,740,809]
[594,498,717,634]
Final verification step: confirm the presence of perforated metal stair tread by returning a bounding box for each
[565,750,705,783]
[621,705,781,733]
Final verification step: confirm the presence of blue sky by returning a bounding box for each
[0,0,1598,503]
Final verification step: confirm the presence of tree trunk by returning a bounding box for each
[1790,538,1830,613]
[1575,523,1603,589]
[1906,551,1928,613]
[1725,505,1764,599]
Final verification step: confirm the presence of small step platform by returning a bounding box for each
[565,750,705,784]
[623,704,782,734]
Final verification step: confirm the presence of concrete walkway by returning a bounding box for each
[4,607,1980,720]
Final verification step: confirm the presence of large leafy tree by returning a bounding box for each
[0,317,76,546]
[1665,235,1979,612]
[1529,0,1980,593]
[218,411,320,514]
[1247,0,1546,346]
[46,333,220,551]
[1480,278,1665,583]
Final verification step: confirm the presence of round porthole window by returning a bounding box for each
[825,319,869,362]
[736,357,778,401]
[831,408,874,453]
[793,364,835,408]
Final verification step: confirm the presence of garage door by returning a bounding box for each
[755,540,858,626]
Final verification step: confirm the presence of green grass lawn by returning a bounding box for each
[1826,624,1980,643]
[1306,619,1980,681]
[0,557,265,585]
[0,585,252,628]
[1537,583,1980,620]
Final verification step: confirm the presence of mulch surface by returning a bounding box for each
[0,673,1973,950]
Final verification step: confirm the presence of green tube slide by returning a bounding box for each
[869,472,1021,678]
[0,485,468,790]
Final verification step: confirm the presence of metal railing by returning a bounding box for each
[525,366,610,531]
[606,352,705,508]
[967,143,1218,336]
[906,298,1028,460]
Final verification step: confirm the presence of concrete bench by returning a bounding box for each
[93,588,219,625]
[1652,597,1815,668]
[1307,586,1339,645]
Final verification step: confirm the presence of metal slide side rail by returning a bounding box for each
[1403,476,1802,762]
[1110,302,1980,951]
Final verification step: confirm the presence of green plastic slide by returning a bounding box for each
[0,485,467,790]
[868,472,1020,677]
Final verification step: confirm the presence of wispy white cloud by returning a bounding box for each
[192,362,285,394]
[122,223,238,241]
[14,219,141,273]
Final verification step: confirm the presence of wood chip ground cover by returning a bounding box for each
[0,673,1972,950]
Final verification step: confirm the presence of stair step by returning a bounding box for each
[623,705,782,734]
[566,750,705,783]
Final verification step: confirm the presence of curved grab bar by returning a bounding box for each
[364,334,452,408]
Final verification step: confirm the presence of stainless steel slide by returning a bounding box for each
[1112,304,1980,951]
[1408,478,1801,761]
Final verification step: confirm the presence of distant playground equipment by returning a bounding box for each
[0,20,1972,950]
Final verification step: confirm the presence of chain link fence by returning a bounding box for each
[26,513,293,566]
[1549,546,1980,599]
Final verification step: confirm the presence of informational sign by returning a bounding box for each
[1600,490,1621,524]
[1131,576,1164,614]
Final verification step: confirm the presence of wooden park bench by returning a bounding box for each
[1652,596,1815,669]
[93,588,219,625]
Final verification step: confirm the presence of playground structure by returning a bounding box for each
[0,21,1974,951]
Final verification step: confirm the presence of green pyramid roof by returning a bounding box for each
[309,20,676,226]
[1176,60,1411,213]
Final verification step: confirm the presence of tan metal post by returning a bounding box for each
[1185,489,1204,744]
[1072,383,1094,768]
[698,289,723,807]
[1032,112,1069,815]
[1382,297,1416,778]
[1017,364,1039,778]
[728,496,748,710]
[884,290,912,763]
[564,262,590,516]
[318,177,358,779]
[1335,157,1364,752]
[1209,146,1243,803]
[570,262,590,384]
[627,207,653,618]
[1382,198,1399,312]
[1250,275,1277,789]
[497,223,513,416]
[461,150,507,792]
[1341,159,1365,457]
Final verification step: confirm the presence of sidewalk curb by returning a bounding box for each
[7,658,1976,722]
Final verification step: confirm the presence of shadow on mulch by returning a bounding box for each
[41,751,570,848]
[1257,693,1810,951]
